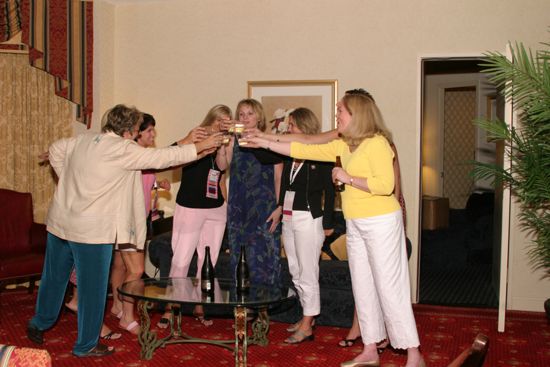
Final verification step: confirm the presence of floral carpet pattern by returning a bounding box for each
[1,290,550,366]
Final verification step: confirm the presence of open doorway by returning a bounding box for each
[418,58,503,308]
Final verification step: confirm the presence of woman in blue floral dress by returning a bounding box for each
[222,99,283,287]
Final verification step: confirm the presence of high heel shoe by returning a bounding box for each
[340,360,380,367]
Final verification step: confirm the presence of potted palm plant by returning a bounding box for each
[472,38,550,314]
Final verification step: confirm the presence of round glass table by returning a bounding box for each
[119,277,296,367]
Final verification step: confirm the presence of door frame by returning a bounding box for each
[416,53,511,331]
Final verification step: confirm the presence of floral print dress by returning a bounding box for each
[227,140,281,287]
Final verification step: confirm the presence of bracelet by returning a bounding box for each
[349,177,354,186]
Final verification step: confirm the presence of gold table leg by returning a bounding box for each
[234,306,248,367]
[137,302,234,361]
[137,300,172,360]
[249,308,269,347]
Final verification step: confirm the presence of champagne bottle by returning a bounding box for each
[236,244,250,293]
[201,246,215,293]
[335,156,345,192]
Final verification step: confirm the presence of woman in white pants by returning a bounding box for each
[245,93,425,367]
[275,108,335,344]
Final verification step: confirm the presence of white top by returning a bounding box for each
[46,131,197,248]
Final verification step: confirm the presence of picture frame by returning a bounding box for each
[247,80,338,133]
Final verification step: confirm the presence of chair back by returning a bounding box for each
[0,189,34,256]
[448,333,489,367]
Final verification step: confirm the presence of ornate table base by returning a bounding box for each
[136,301,269,367]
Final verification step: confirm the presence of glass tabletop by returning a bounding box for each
[119,277,296,308]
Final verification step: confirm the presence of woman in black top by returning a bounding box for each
[159,104,231,327]
[278,108,335,343]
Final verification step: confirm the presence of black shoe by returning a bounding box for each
[27,322,44,345]
[73,343,115,358]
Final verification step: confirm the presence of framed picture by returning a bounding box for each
[248,80,337,133]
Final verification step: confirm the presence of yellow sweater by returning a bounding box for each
[290,135,400,219]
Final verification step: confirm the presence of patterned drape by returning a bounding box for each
[0,53,73,223]
[0,0,21,42]
[18,0,93,125]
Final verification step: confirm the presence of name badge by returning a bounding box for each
[282,191,295,222]
[206,169,220,199]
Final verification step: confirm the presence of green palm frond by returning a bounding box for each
[473,37,550,277]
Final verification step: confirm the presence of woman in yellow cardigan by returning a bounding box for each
[245,93,425,367]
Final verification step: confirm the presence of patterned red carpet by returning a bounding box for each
[2,289,550,366]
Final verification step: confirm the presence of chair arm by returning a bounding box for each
[30,222,47,252]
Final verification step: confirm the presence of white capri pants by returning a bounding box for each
[346,210,420,349]
[169,203,227,279]
[282,210,324,316]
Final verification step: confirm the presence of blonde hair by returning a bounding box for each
[339,94,392,146]
[235,99,267,132]
[101,104,143,137]
[289,107,320,135]
[200,104,232,127]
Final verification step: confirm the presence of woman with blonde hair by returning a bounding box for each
[277,108,335,344]
[157,104,232,328]
[246,94,425,367]
[223,99,283,288]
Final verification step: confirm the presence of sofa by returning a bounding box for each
[0,189,47,292]
[0,344,52,367]
[148,230,355,327]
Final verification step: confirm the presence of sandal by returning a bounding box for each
[119,320,140,335]
[157,317,170,329]
[73,343,115,357]
[101,330,122,340]
[338,336,361,348]
[193,312,213,327]
[284,329,314,344]
[287,319,316,333]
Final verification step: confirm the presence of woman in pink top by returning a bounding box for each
[110,113,170,334]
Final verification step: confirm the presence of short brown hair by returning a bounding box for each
[289,108,320,135]
[101,104,143,137]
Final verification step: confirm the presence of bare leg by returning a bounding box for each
[110,251,126,316]
[345,309,361,340]
[118,251,144,334]
[193,304,213,326]
[65,287,78,312]
[65,284,121,340]
[285,315,314,343]
[405,347,424,367]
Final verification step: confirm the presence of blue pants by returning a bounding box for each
[30,233,113,355]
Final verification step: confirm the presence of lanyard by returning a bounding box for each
[289,160,304,185]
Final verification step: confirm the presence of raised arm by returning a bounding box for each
[247,127,339,144]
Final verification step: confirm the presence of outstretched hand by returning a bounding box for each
[195,132,223,156]
[38,151,49,161]
[177,126,209,145]
[239,135,265,149]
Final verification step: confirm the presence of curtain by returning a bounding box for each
[0,53,73,223]
[0,0,21,42]
[20,0,93,125]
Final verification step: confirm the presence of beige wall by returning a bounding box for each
[94,0,550,311]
